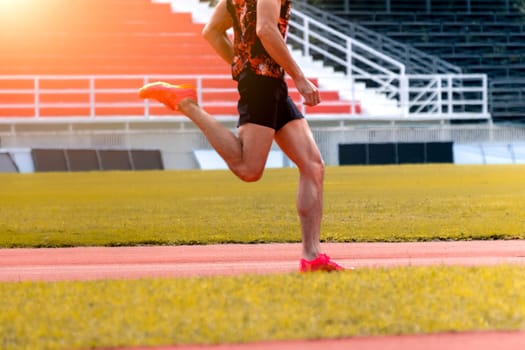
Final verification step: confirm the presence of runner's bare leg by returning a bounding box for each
[275,118,324,261]
[178,99,275,182]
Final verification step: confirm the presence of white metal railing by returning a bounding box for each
[0,74,237,120]
[0,73,489,121]
[0,74,365,120]
[289,10,406,105]
[404,74,489,119]
[287,9,490,120]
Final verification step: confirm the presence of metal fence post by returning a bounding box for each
[400,75,409,118]
[34,77,40,119]
[89,77,95,119]
[304,16,310,57]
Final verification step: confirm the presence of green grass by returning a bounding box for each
[0,164,525,247]
[2,265,525,350]
[2,164,525,349]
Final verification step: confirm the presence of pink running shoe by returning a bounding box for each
[138,81,197,111]
[299,253,346,273]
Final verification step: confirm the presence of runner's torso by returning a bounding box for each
[226,0,291,80]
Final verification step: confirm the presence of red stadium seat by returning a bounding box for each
[0,0,360,118]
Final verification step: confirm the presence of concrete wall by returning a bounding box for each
[2,120,525,170]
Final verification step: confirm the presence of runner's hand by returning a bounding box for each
[295,77,321,107]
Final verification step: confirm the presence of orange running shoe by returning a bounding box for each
[138,81,197,111]
[299,253,347,273]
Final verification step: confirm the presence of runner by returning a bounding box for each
[139,0,345,272]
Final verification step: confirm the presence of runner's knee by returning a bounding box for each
[298,156,325,180]
[233,164,265,183]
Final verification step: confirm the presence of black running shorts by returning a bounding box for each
[236,69,304,131]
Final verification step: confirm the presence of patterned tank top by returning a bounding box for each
[226,0,292,80]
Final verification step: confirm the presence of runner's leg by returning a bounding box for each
[274,118,324,260]
[179,99,275,182]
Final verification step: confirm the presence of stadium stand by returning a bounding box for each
[298,0,525,122]
[185,0,489,121]
[0,0,357,119]
[291,2,462,76]
[2,0,520,170]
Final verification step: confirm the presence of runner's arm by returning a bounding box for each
[202,0,234,65]
[256,0,320,106]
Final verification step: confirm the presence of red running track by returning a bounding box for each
[2,240,525,349]
[2,241,525,281]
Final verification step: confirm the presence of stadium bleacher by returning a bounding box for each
[299,0,525,122]
[1,0,521,171]
[0,0,357,119]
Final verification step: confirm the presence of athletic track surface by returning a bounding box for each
[2,240,525,350]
